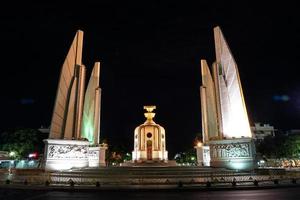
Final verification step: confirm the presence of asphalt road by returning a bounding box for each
[1,187,300,200]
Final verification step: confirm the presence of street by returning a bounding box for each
[1,187,300,200]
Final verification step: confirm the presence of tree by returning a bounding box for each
[0,128,45,159]
[256,134,300,159]
[174,148,197,165]
[104,139,131,165]
[282,135,300,158]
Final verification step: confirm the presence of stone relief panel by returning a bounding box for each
[88,149,99,160]
[210,142,251,158]
[47,144,88,159]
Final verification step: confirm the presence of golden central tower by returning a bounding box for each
[132,106,168,162]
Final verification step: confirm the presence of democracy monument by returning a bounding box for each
[196,26,256,170]
[6,26,299,190]
[42,26,256,172]
[43,30,107,171]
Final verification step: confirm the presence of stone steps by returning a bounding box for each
[48,167,253,183]
[3,167,295,186]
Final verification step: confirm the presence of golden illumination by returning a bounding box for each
[144,105,156,112]
[197,142,203,147]
[132,105,168,162]
[144,105,156,122]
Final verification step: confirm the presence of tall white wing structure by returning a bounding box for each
[44,31,107,171]
[81,62,101,144]
[198,26,256,170]
[213,26,252,138]
[200,60,219,142]
[49,30,85,139]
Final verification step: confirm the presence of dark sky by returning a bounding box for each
[0,1,299,156]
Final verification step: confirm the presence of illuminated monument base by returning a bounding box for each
[132,151,168,163]
[208,138,256,170]
[43,139,90,171]
[194,145,210,167]
[44,140,107,170]
[88,145,107,168]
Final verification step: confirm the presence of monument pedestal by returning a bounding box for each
[194,145,210,166]
[88,144,107,167]
[208,138,256,170]
[43,139,90,171]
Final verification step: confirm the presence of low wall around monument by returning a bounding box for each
[88,146,107,167]
[43,139,90,171]
[208,138,256,170]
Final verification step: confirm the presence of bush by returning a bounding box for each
[206,181,211,187]
[68,179,75,187]
[232,180,236,187]
[254,180,258,186]
[178,181,183,188]
[45,180,50,186]
[96,181,100,187]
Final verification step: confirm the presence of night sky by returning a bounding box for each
[0,2,299,157]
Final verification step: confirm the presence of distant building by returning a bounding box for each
[0,151,9,159]
[286,129,300,136]
[38,126,50,135]
[251,123,276,141]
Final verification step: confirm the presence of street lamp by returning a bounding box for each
[197,142,203,147]
[9,151,16,157]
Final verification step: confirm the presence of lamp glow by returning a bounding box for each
[197,142,203,147]
[9,151,16,157]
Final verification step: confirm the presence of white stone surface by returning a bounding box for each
[208,138,256,170]
[88,145,107,167]
[200,26,256,170]
[43,139,90,171]
[49,30,85,140]
[195,145,210,166]
[213,26,252,138]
